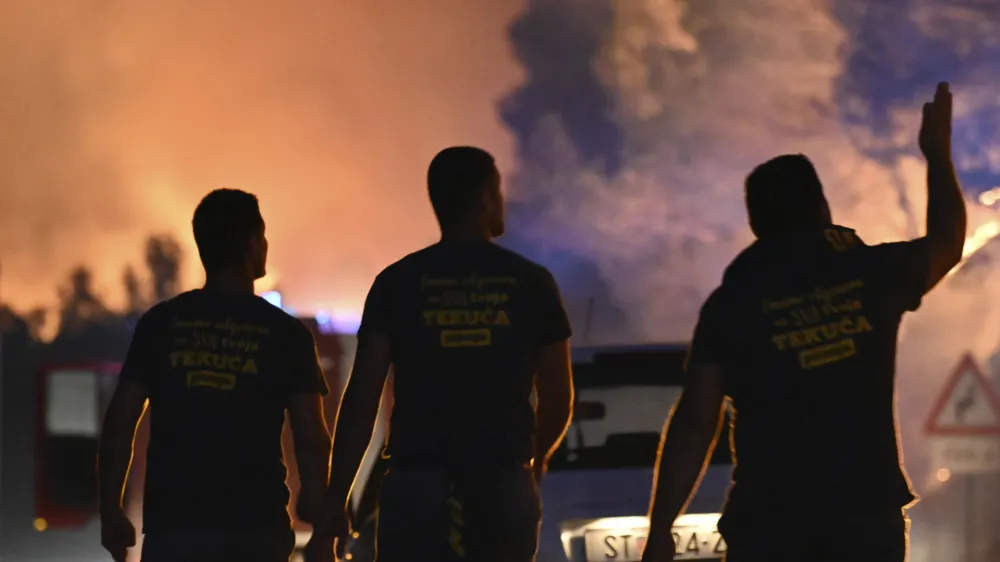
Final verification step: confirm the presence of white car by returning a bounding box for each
[539,344,731,562]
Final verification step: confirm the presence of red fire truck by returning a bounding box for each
[8,320,385,562]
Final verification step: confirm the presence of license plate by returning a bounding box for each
[583,526,726,561]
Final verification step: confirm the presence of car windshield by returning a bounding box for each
[548,346,732,471]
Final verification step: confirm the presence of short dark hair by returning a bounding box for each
[745,154,830,238]
[192,188,263,270]
[427,146,497,227]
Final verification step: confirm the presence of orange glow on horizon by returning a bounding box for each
[0,0,525,333]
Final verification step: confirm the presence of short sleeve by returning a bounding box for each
[686,288,728,368]
[869,238,930,312]
[284,323,329,395]
[534,268,572,346]
[119,310,162,387]
[357,272,392,338]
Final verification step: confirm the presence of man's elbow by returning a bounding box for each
[295,433,331,457]
[670,416,717,440]
[551,404,573,430]
[291,421,332,464]
[928,236,966,280]
[946,247,964,272]
[97,414,139,477]
[941,231,966,266]
[294,437,332,495]
[538,392,573,424]
[929,212,968,264]
[669,402,721,438]
[100,407,141,445]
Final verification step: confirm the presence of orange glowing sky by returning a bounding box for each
[5,0,1000,351]
[8,0,1000,509]
[0,0,525,325]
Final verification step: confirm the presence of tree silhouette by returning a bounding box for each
[23,307,47,341]
[145,234,182,304]
[57,266,110,335]
[49,266,129,362]
[122,264,146,316]
[0,304,41,385]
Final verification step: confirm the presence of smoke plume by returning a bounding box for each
[502,2,1000,550]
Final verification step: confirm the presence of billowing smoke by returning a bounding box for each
[505,0,989,342]
[0,0,526,325]
[6,0,1000,486]
[502,0,1000,520]
[6,0,1000,552]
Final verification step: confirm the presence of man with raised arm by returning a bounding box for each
[643,83,965,562]
[305,146,575,562]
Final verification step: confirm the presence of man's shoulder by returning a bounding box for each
[474,244,558,287]
[372,252,421,288]
[138,293,190,326]
[492,243,551,272]
[375,242,554,286]
[701,283,758,329]
[700,285,731,314]
[840,237,929,282]
[249,298,313,338]
[864,237,927,255]
[372,243,535,276]
[150,289,209,314]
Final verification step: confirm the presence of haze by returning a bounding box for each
[8,0,1000,539]
[0,0,525,324]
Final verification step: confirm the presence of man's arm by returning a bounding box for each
[98,380,149,513]
[98,313,159,514]
[646,289,728,539]
[531,268,574,479]
[646,365,726,535]
[316,332,391,531]
[312,275,393,539]
[921,82,966,291]
[533,338,574,479]
[286,327,332,524]
[289,394,331,524]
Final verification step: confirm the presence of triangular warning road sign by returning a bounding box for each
[924,354,1000,436]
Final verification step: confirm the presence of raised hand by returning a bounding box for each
[918,82,953,162]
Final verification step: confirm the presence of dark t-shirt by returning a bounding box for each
[687,226,928,523]
[120,289,328,532]
[360,240,572,468]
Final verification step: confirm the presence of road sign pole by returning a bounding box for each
[923,354,1000,561]
[0,333,5,551]
[965,476,973,562]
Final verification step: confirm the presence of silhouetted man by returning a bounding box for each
[98,188,331,562]
[643,83,965,562]
[305,147,575,562]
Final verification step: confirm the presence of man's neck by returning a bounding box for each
[757,223,836,242]
[203,270,255,295]
[440,227,491,244]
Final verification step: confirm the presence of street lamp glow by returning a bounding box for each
[936,468,951,482]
